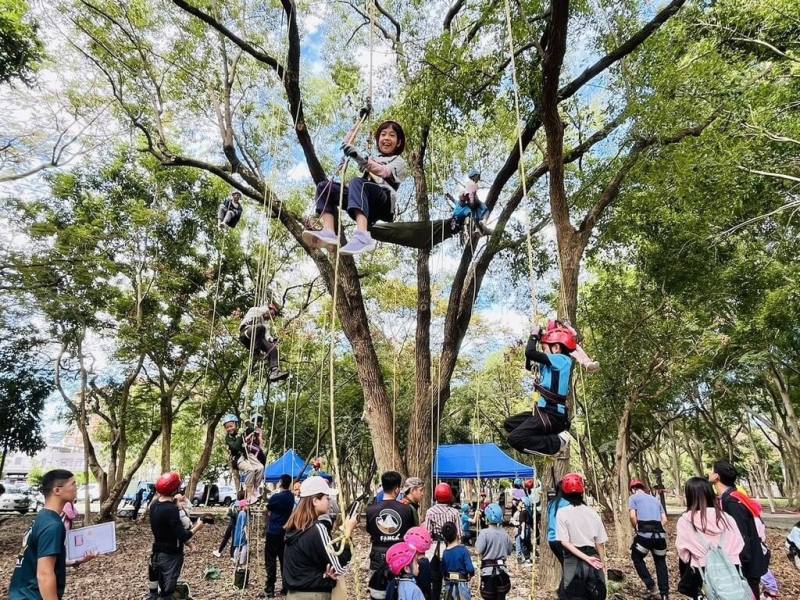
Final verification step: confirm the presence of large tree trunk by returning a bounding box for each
[186,411,226,501]
[611,395,635,553]
[97,429,161,521]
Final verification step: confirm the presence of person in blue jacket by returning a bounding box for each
[547,481,570,564]
[503,322,577,456]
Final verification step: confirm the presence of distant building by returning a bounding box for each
[3,426,89,482]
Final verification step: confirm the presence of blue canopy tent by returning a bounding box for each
[434,443,535,479]
[263,449,332,483]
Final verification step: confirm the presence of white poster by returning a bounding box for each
[65,521,117,562]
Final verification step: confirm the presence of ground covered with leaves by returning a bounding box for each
[1,512,798,600]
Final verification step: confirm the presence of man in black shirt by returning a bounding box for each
[710,460,769,598]
[264,474,295,597]
[366,471,416,600]
[148,472,205,599]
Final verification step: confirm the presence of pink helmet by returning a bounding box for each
[386,542,417,575]
[404,526,432,553]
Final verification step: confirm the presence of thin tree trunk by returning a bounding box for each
[186,411,226,501]
[0,441,7,480]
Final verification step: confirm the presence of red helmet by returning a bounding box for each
[524,479,535,490]
[155,471,182,496]
[561,473,585,494]
[541,325,577,352]
[434,482,453,504]
[629,479,646,491]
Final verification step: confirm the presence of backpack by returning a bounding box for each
[693,528,751,600]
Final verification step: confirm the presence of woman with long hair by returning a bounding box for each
[283,476,357,600]
[675,477,746,599]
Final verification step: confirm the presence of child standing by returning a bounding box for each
[385,541,426,600]
[233,499,250,570]
[510,503,531,564]
[303,119,408,256]
[460,503,477,546]
[214,490,245,558]
[476,504,513,600]
[441,521,474,600]
[404,527,433,600]
[504,323,577,457]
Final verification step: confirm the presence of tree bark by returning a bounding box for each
[186,410,226,501]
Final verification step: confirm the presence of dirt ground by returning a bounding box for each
[1,512,798,600]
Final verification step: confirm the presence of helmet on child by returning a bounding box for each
[485,503,504,525]
[404,526,432,553]
[386,542,417,575]
[460,502,470,513]
[524,479,535,490]
[434,482,454,504]
[561,473,585,495]
[467,168,481,181]
[222,414,239,426]
[513,478,523,488]
[541,325,577,352]
[374,120,406,155]
[155,471,182,496]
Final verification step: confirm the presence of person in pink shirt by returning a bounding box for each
[675,477,746,599]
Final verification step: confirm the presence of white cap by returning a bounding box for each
[300,476,337,498]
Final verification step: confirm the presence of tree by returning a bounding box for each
[0,320,50,477]
[0,0,44,86]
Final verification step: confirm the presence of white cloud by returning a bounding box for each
[304,13,324,35]
[287,161,311,182]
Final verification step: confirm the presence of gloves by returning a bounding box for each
[341,144,368,170]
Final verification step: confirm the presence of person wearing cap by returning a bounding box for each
[218,190,244,228]
[628,479,669,599]
[238,299,289,383]
[223,414,265,504]
[282,476,357,600]
[367,471,417,600]
[302,117,408,256]
[554,473,608,599]
[709,459,769,597]
[147,471,205,600]
[399,477,424,525]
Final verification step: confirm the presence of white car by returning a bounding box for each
[0,483,36,514]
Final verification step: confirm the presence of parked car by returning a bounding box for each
[191,483,236,506]
[76,483,100,503]
[0,483,36,514]
[117,481,155,518]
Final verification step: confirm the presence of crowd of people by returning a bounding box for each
[7,458,800,600]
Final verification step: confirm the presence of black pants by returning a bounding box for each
[219,519,235,555]
[148,552,184,599]
[631,535,669,594]
[746,577,760,599]
[265,532,286,594]
[559,545,606,600]
[315,178,392,225]
[239,325,279,368]
[504,406,569,456]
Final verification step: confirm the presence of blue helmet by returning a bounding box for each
[467,168,481,181]
[460,502,470,513]
[222,414,239,426]
[485,503,503,525]
[513,478,523,488]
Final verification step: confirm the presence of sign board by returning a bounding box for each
[65,521,117,562]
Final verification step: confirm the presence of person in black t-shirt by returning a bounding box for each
[264,474,296,597]
[366,471,416,600]
[148,472,205,599]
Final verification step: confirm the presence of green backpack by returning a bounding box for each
[693,528,751,600]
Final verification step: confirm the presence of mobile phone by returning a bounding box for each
[347,500,362,520]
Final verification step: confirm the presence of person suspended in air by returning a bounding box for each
[302,111,408,256]
[238,296,289,382]
[222,414,264,504]
[243,416,266,465]
[504,322,577,457]
[450,169,492,236]
[218,190,244,229]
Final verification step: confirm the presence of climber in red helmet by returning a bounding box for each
[423,482,462,600]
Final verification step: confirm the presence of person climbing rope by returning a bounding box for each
[218,191,244,229]
[503,322,577,457]
[238,298,289,382]
[450,169,492,235]
[147,471,205,600]
[302,113,408,256]
[223,415,265,504]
